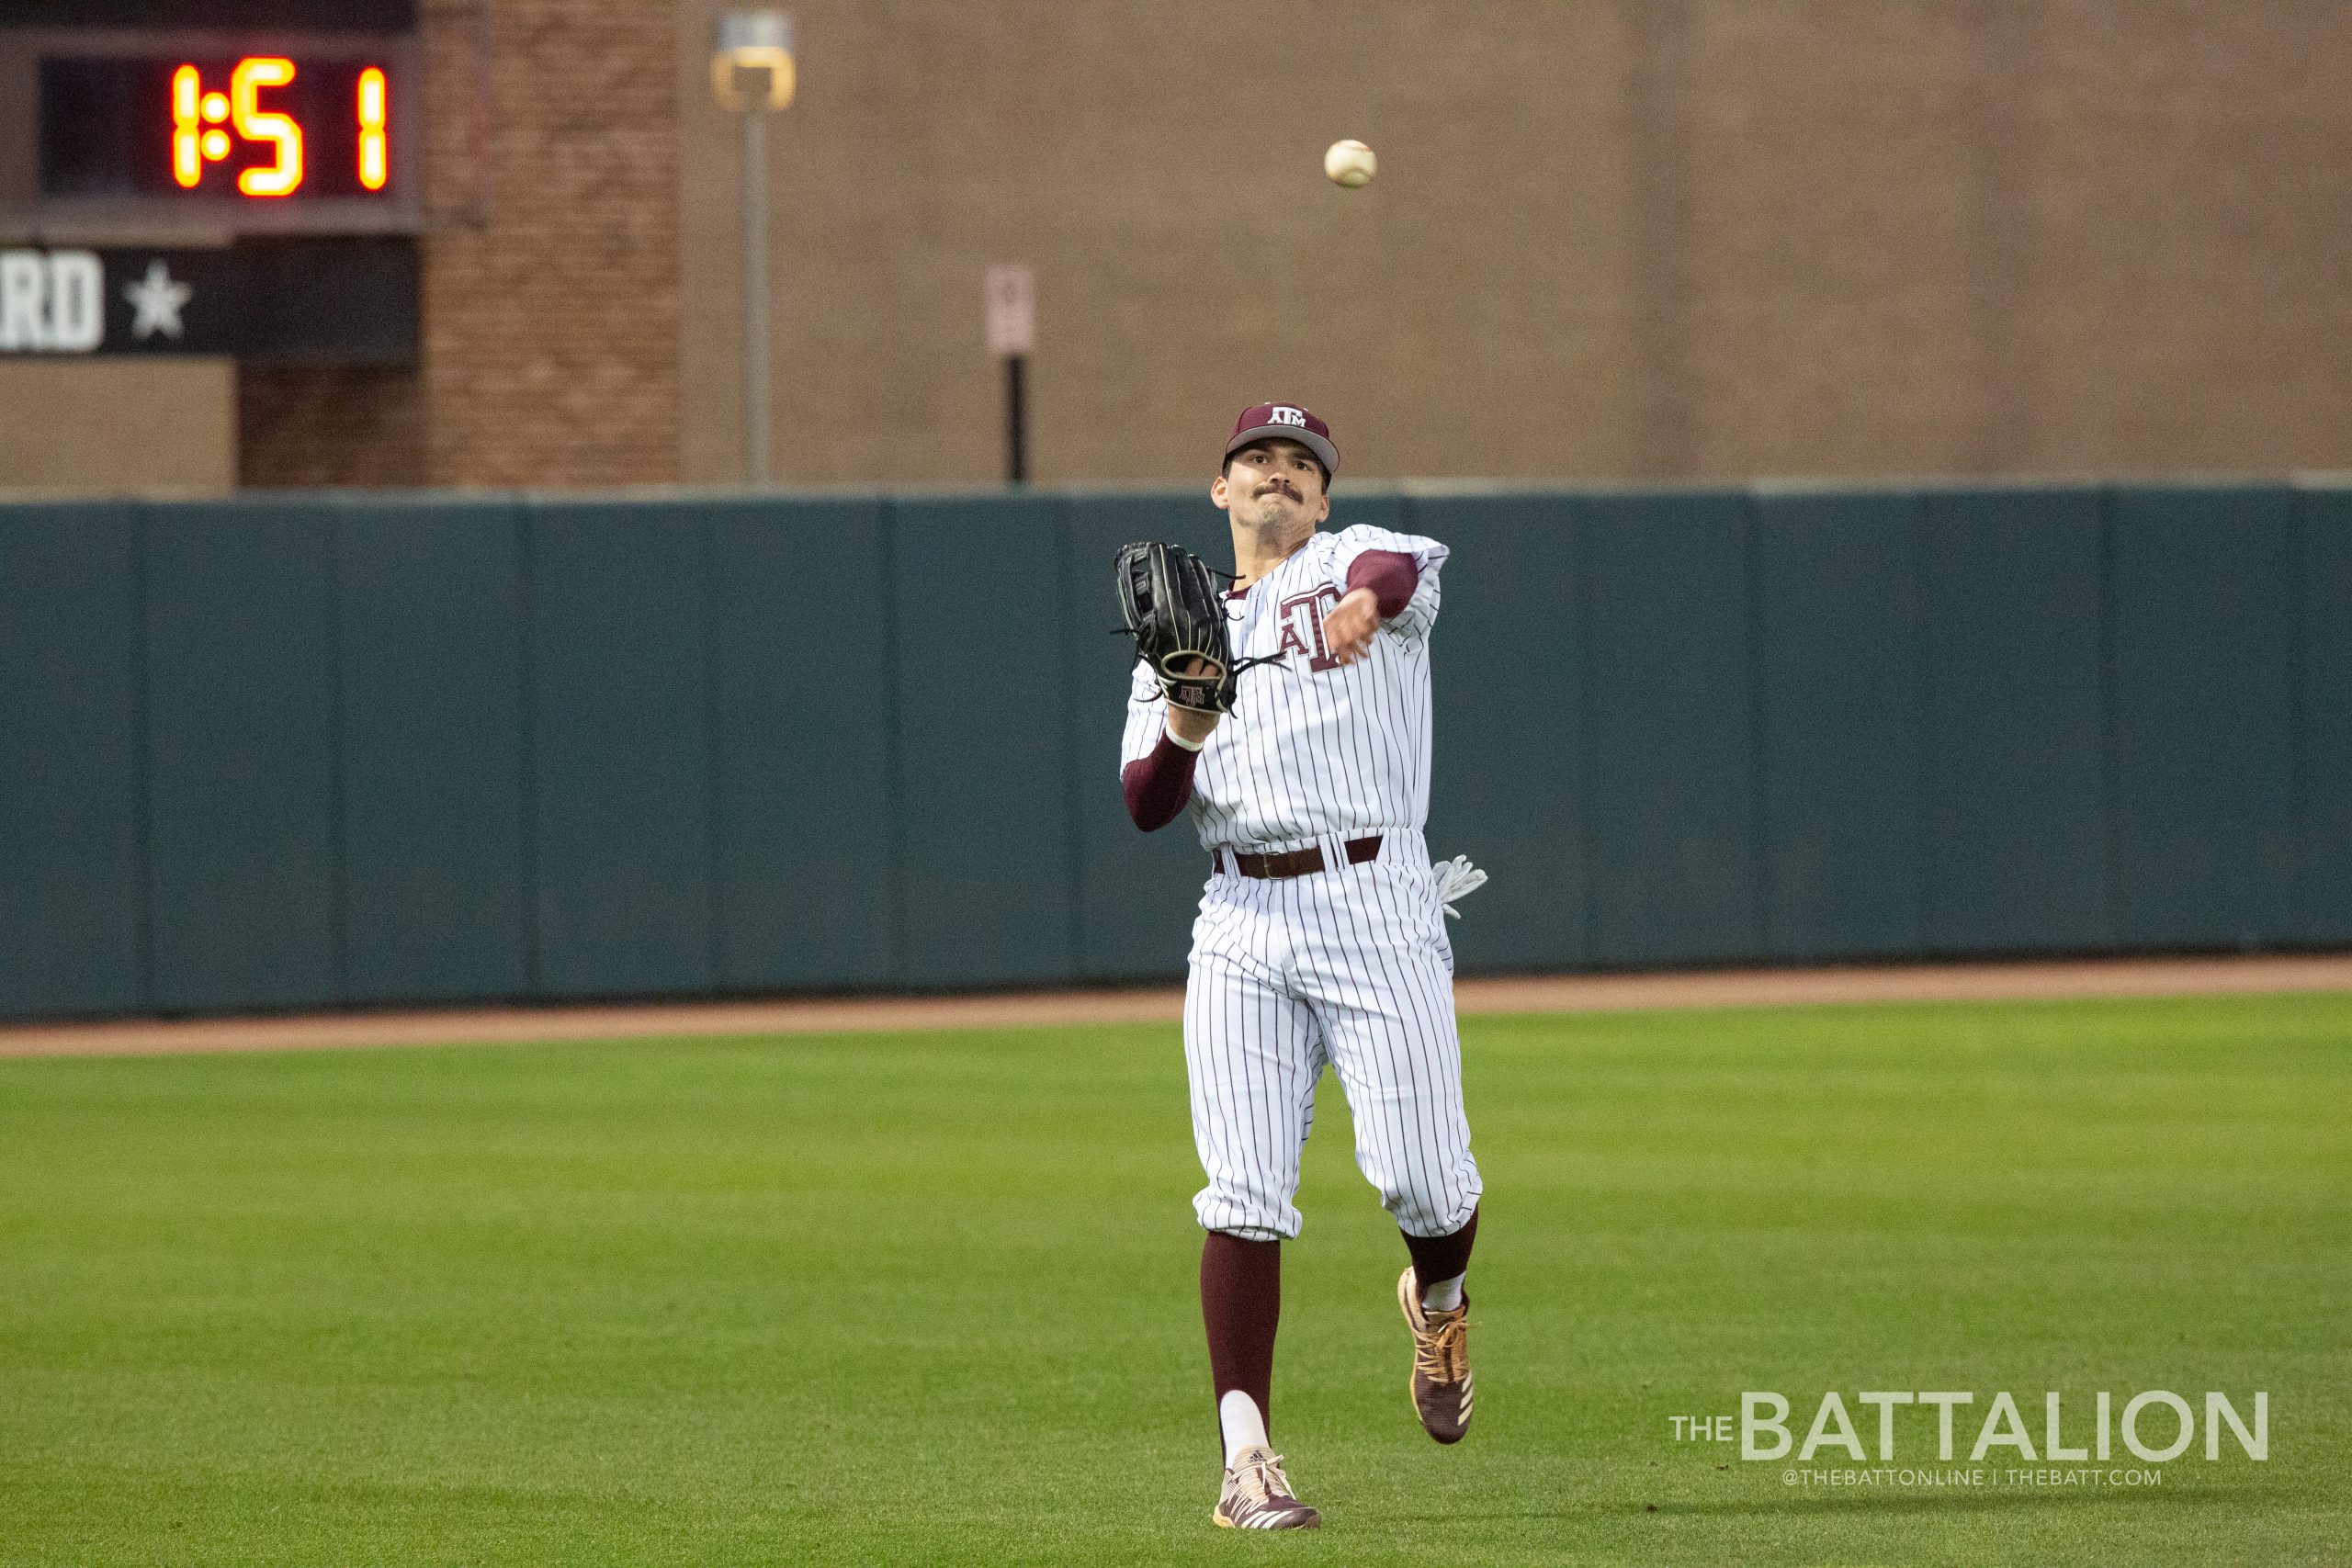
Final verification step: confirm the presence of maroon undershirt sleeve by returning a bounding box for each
[1121,728,1200,831]
[1346,549,1419,619]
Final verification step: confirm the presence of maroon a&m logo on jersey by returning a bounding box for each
[1277,586,1343,672]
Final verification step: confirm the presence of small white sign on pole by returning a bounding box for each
[986,264,1034,356]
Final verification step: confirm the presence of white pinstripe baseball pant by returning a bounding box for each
[1184,828,1482,1242]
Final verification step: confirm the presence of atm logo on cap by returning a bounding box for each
[1269,406,1308,426]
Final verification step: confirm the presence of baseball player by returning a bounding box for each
[1118,403,1486,1530]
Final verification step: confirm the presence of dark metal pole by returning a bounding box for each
[1004,353,1027,485]
[741,106,771,484]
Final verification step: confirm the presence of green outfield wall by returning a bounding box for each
[3,483,2347,1020]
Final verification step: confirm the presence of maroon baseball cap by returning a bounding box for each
[1224,401,1339,479]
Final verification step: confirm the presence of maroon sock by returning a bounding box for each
[1201,1231,1281,1452]
[1402,1205,1479,1298]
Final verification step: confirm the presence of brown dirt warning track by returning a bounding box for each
[3,952,2349,1060]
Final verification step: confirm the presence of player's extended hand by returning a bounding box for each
[1323,586,1382,666]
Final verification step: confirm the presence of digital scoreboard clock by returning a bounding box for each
[0,29,420,234]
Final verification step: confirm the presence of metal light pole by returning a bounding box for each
[711,11,795,485]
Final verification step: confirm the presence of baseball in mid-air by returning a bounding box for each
[1324,139,1376,188]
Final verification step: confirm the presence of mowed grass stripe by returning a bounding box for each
[0,994,2345,1565]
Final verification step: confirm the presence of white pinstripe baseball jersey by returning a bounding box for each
[1118,521,1479,1246]
[1120,524,1449,852]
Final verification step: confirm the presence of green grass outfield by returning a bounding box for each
[2,993,2346,1565]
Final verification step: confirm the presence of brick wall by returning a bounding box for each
[240,367,424,488]
[249,2,2352,489]
[244,0,681,489]
[672,0,2352,487]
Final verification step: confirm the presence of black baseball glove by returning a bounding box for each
[1115,540,1241,714]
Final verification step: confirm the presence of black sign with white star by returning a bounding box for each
[0,237,414,364]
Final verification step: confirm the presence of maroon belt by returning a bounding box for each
[1216,835,1383,880]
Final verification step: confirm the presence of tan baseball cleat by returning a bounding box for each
[1399,1268,1475,1443]
[1213,1446,1322,1530]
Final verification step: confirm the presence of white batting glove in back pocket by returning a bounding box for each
[1431,854,1488,919]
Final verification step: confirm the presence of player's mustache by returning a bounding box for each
[1256,481,1300,501]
